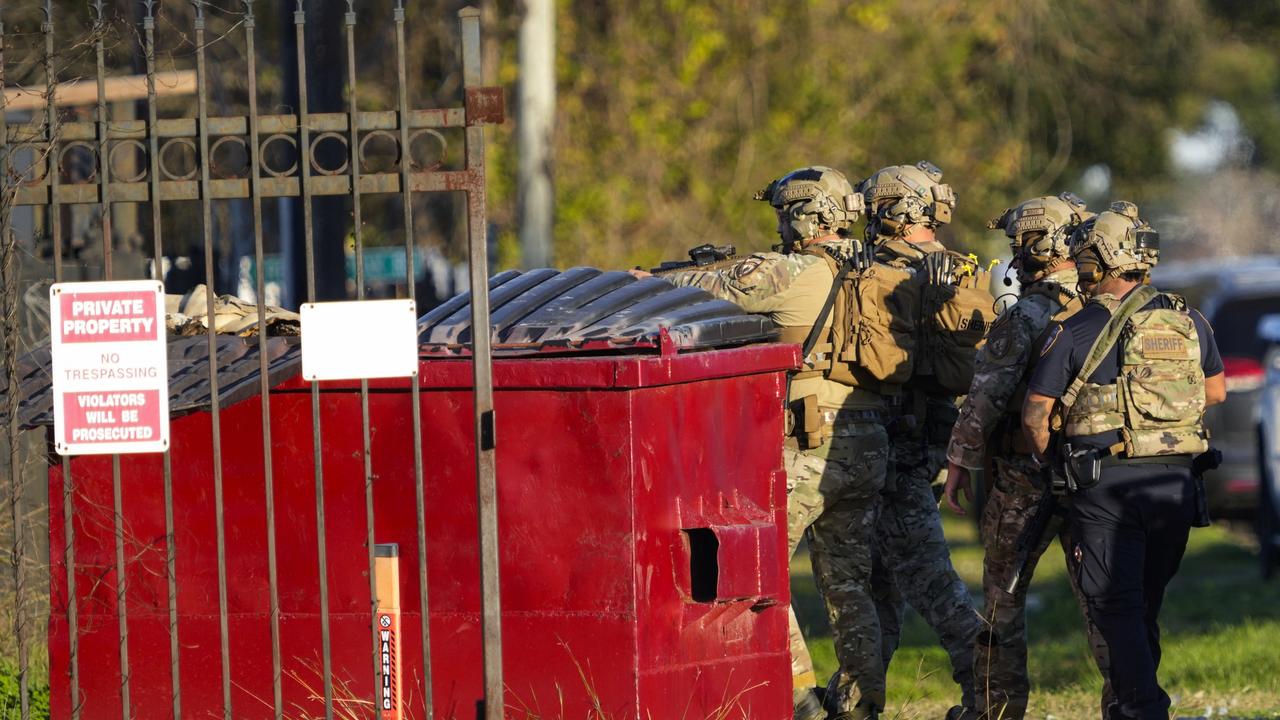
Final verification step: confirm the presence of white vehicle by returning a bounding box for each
[1256,314,1280,579]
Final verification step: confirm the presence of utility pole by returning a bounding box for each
[517,0,554,269]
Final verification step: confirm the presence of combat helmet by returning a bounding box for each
[1069,201,1160,282]
[857,161,956,243]
[754,166,863,250]
[988,192,1090,281]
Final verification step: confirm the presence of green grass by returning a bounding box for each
[0,660,49,720]
[6,506,1279,719]
[792,513,1280,719]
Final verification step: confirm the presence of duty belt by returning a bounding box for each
[1101,453,1194,469]
[819,408,884,425]
[1062,440,1196,491]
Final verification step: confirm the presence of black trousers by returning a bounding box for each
[1069,462,1196,720]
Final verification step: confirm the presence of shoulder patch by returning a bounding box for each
[733,256,765,280]
[986,316,1016,359]
[1039,324,1063,357]
[728,252,810,293]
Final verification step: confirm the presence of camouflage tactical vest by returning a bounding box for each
[1064,289,1209,457]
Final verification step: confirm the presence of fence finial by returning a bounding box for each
[142,0,156,20]
[92,0,105,23]
[242,0,255,19]
[42,0,54,25]
[191,0,205,21]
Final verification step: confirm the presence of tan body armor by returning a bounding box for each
[1064,289,1209,458]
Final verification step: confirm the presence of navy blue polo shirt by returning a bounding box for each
[1027,286,1223,450]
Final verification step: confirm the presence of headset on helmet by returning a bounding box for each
[1069,200,1160,283]
[754,166,863,249]
[988,192,1089,280]
[857,161,956,243]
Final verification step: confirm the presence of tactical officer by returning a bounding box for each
[942,193,1111,719]
[1022,202,1226,720]
[855,162,985,719]
[640,166,890,720]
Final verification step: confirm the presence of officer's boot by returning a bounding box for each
[944,667,980,720]
[847,700,883,720]
[943,706,981,720]
[793,686,825,720]
[823,672,883,720]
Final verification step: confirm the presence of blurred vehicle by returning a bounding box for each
[1256,314,1280,579]
[1153,256,1280,519]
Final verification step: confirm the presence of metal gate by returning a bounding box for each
[1,2,504,718]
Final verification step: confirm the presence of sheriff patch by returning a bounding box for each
[1141,334,1188,359]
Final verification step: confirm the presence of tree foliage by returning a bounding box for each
[483,0,1280,268]
[6,1,1279,272]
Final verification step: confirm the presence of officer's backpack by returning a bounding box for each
[909,250,998,396]
[796,250,919,394]
[798,247,997,397]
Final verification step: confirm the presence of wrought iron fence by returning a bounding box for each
[0,1,504,719]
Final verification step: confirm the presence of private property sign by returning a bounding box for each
[50,280,169,455]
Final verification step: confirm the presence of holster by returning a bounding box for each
[1061,442,1102,492]
[787,395,823,450]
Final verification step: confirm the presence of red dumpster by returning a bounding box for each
[41,268,799,719]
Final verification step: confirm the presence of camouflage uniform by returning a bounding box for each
[946,266,1111,719]
[870,238,983,709]
[665,237,891,712]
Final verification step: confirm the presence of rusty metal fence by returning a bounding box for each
[0,1,504,719]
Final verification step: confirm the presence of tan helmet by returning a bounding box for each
[754,166,863,249]
[988,192,1090,280]
[1070,201,1160,281]
[857,161,956,243]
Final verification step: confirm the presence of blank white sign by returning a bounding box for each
[301,299,419,381]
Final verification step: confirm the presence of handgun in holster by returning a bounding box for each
[1060,442,1102,492]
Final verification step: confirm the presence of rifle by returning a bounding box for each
[650,244,737,274]
[1003,470,1068,595]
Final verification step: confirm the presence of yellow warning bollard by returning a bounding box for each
[375,544,403,720]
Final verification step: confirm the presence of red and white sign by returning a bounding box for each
[50,281,169,455]
[377,610,402,720]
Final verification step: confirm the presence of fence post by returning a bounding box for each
[458,8,503,720]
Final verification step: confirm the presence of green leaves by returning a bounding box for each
[484,0,1280,268]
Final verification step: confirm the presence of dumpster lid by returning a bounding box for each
[2,268,779,428]
[418,267,778,356]
[0,335,301,430]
